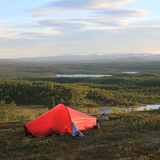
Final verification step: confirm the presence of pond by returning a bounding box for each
[122,71,139,74]
[55,74,113,77]
[99,104,160,113]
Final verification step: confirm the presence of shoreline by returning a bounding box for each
[16,103,160,113]
[83,103,160,112]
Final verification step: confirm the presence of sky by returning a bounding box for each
[0,0,160,59]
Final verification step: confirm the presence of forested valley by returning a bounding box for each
[0,61,160,110]
[1,61,160,160]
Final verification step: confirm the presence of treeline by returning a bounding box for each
[1,61,160,79]
[24,73,160,87]
[0,80,108,110]
[0,74,160,110]
[0,81,72,106]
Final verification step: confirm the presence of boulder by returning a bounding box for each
[91,113,111,120]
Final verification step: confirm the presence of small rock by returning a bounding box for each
[91,113,111,120]
[22,137,31,141]
[101,113,109,116]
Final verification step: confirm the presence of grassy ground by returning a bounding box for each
[16,105,111,118]
[1,107,160,159]
[16,105,48,119]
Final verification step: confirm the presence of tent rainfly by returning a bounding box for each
[24,103,97,137]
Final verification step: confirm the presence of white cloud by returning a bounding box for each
[44,27,60,34]
[1,27,160,59]
[139,20,160,28]
[0,28,9,38]
[45,0,135,10]
[27,0,136,17]
[38,19,86,31]
[39,19,70,25]
[22,30,62,38]
[94,8,150,17]
[140,48,160,54]
[25,0,150,32]
[33,7,150,31]
[27,8,57,18]
[1,0,159,59]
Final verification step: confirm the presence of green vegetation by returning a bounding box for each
[0,73,160,110]
[1,61,160,79]
[48,96,55,110]
[1,104,160,159]
[0,100,17,123]
[0,101,34,123]
[1,61,160,159]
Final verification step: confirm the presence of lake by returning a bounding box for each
[99,104,160,113]
[55,72,141,77]
[122,71,139,74]
[56,74,113,77]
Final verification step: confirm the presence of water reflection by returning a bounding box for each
[122,71,139,74]
[56,74,113,77]
[99,104,160,113]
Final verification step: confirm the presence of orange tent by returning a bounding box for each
[24,103,97,137]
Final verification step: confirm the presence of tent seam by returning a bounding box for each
[61,103,73,127]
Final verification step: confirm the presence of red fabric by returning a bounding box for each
[25,104,72,137]
[25,104,96,137]
[67,107,96,131]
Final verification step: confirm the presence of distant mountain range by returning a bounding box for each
[1,53,160,62]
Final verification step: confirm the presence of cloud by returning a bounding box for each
[139,20,160,28]
[94,8,150,17]
[45,0,135,10]
[26,0,150,31]
[27,0,136,17]
[0,27,160,58]
[27,8,57,18]
[38,19,86,31]
[1,0,160,59]
[18,30,62,39]
[140,48,160,54]
[0,28,10,38]
[35,7,150,30]
[1,27,160,47]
